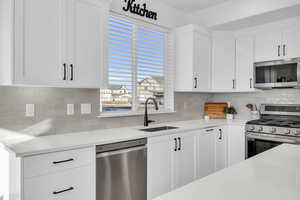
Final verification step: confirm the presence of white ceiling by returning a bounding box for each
[155,0,230,12]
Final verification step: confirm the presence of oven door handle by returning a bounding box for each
[246,133,300,144]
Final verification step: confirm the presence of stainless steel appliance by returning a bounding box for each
[96,138,147,200]
[254,58,300,89]
[246,104,300,158]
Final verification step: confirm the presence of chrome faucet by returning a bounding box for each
[144,98,159,127]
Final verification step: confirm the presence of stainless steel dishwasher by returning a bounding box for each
[96,138,147,200]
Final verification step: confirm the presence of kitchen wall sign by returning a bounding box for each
[123,0,158,21]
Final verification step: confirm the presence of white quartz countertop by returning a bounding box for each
[0,119,246,157]
[154,143,300,200]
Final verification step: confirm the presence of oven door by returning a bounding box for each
[246,133,282,158]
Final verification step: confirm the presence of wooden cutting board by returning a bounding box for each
[204,102,228,119]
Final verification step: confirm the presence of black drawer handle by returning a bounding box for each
[63,63,67,81]
[53,158,74,165]
[206,129,214,132]
[178,137,181,151]
[53,187,74,195]
[70,64,74,81]
[174,138,177,151]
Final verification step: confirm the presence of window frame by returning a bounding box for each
[100,13,174,115]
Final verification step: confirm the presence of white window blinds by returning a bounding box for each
[101,15,174,113]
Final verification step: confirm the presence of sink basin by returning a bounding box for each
[140,126,179,132]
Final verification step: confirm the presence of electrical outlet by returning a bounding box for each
[67,104,75,115]
[26,104,35,117]
[81,104,92,114]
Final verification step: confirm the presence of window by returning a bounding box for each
[100,15,174,114]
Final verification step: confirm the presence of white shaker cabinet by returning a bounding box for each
[175,24,211,92]
[212,32,236,91]
[147,135,173,200]
[1,0,108,87]
[254,31,282,62]
[215,127,228,171]
[282,24,300,59]
[227,125,246,166]
[171,131,196,189]
[235,35,255,91]
[195,128,216,179]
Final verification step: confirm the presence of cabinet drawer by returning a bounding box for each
[24,165,94,200]
[23,147,94,178]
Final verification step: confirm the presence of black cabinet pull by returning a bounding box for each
[206,129,214,132]
[70,64,74,81]
[53,158,74,165]
[250,78,253,88]
[178,137,181,151]
[218,129,223,140]
[63,63,67,80]
[53,187,74,195]
[283,44,286,56]
[174,138,177,151]
[278,45,281,57]
[194,77,198,89]
[232,79,235,89]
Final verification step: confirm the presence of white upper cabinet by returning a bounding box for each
[255,23,300,62]
[1,0,108,87]
[212,32,236,91]
[235,35,255,91]
[282,24,300,59]
[14,0,65,86]
[66,0,107,87]
[175,24,211,92]
[254,31,282,62]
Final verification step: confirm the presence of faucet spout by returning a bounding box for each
[144,98,159,127]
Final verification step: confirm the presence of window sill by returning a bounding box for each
[96,110,176,118]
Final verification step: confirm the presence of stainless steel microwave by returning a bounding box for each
[254,58,300,89]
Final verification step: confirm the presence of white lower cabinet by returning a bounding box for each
[147,135,173,200]
[171,131,196,189]
[24,165,94,200]
[22,147,95,200]
[227,125,246,166]
[215,127,228,171]
[195,128,216,179]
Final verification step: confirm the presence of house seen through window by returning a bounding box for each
[100,15,173,113]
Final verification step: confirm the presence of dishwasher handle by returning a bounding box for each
[96,146,146,158]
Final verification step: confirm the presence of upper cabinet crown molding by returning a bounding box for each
[0,0,109,88]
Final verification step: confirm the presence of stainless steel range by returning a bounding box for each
[245,104,300,158]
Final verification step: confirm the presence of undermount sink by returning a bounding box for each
[140,126,179,132]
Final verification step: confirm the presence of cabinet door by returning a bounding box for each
[172,132,196,189]
[67,0,106,88]
[228,125,245,167]
[236,36,255,91]
[196,128,216,179]
[194,32,211,91]
[212,33,236,91]
[147,136,172,200]
[14,0,66,85]
[282,25,300,59]
[255,31,282,62]
[215,127,227,171]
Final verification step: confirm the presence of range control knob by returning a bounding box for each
[271,128,277,133]
[258,127,263,132]
[285,129,291,135]
[294,130,300,136]
[248,126,255,131]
